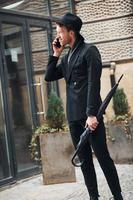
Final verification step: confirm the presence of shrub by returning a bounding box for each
[29,91,66,161]
[113,88,129,116]
[46,90,65,130]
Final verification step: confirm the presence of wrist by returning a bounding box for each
[88,115,95,118]
[53,52,60,57]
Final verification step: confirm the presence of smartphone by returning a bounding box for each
[55,38,61,48]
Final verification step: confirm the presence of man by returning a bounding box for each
[45,13,123,200]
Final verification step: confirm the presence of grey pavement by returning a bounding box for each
[0,159,133,200]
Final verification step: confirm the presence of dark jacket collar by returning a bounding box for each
[66,34,84,82]
[71,34,84,51]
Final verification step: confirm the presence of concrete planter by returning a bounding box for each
[106,120,133,164]
[39,131,76,185]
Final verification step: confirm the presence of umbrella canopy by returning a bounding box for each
[72,74,123,167]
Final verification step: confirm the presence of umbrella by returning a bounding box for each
[71,74,123,167]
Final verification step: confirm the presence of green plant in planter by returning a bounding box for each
[46,91,65,130]
[107,88,132,141]
[113,88,129,116]
[29,125,58,162]
[29,91,66,162]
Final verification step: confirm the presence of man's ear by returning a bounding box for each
[69,30,74,37]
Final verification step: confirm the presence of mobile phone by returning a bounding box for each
[55,38,61,48]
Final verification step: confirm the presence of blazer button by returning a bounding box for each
[74,81,77,85]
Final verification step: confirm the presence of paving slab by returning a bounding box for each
[0,159,133,200]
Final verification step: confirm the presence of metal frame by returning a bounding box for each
[26,18,52,122]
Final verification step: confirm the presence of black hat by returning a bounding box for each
[55,13,82,32]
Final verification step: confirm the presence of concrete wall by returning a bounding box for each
[76,0,133,62]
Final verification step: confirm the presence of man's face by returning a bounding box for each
[56,24,71,47]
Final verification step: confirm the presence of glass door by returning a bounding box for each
[1,22,38,174]
[0,15,40,183]
[0,11,52,186]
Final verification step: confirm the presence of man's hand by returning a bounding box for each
[52,37,64,57]
[86,116,99,131]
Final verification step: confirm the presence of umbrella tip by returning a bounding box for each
[118,74,124,83]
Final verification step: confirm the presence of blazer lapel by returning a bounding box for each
[67,53,79,82]
[66,41,82,82]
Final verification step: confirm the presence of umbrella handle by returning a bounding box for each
[71,127,91,167]
[71,150,84,167]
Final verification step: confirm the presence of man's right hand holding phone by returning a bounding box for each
[52,37,64,58]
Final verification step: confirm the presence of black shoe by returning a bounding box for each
[110,194,123,200]
[114,197,123,200]
[90,196,99,200]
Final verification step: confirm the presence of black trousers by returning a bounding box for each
[69,119,122,197]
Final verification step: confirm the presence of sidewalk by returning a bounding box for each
[0,159,133,200]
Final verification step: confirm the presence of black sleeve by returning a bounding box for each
[86,45,102,116]
[45,55,64,82]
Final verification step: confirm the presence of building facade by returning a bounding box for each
[58,0,133,120]
[0,0,132,187]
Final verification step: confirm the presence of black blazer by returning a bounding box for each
[45,37,102,122]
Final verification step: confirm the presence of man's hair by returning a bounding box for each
[56,22,79,37]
